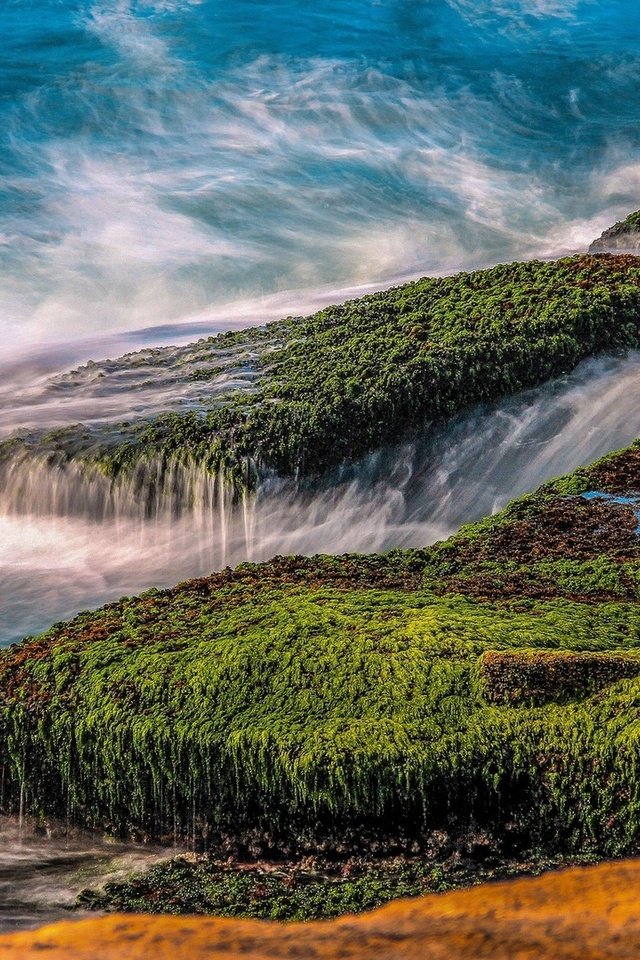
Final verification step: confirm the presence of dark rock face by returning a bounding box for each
[589,210,640,253]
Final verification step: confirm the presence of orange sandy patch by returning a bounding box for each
[1,859,640,959]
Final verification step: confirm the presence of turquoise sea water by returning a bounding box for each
[1,0,640,355]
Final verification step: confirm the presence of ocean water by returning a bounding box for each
[1,0,640,362]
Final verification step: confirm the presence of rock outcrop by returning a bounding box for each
[589,210,640,253]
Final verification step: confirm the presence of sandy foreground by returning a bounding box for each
[0,859,639,959]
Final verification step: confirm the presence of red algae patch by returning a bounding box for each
[2,859,640,959]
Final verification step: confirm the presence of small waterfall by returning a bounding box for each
[0,450,259,636]
[0,447,252,529]
[5,351,640,644]
[0,448,258,571]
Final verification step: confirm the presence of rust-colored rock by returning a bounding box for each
[479,649,640,704]
[2,859,640,959]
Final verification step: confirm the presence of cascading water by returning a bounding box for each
[0,450,242,524]
[4,350,640,646]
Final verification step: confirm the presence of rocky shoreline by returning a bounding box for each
[5,218,640,929]
[5,859,640,959]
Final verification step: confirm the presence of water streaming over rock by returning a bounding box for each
[4,351,640,646]
[0,819,173,933]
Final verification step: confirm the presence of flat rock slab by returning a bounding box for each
[1,860,640,959]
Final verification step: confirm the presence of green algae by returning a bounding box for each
[6,441,640,854]
[76,850,599,920]
[6,254,640,493]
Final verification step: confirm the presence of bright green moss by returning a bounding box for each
[5,587,640,853]
[6,254,640,489]
[6,440,640,854]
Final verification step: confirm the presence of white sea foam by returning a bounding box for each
[1,0,635,351]
[448,0,585,24]
[86,0,174,65]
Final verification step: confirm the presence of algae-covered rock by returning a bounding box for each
[4,253,640,499]
[5,442,640,857]
[590,209,640,253]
